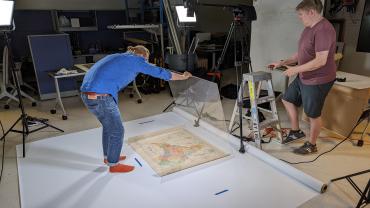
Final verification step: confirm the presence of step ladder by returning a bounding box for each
[229,71,283,148]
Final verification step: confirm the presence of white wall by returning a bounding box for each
[326,0,370,76]
[250,0,304,91]
[15,0,125,10]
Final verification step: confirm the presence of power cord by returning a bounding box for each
[229,114,366,164]
[0,119,5,184]
[280,118,364,165]
[230,123,274,144]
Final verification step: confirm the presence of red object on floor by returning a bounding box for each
[207,71,222,80]
[104,155,126,164]
[109,164,135,173]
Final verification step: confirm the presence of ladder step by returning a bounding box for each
[228,73,283,146]
[256,96,276,104]
[233,108,273,117]
[233,112,252,120]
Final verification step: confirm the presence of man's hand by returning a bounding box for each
[183,71,192,79]
[267,61,283,70]
[171,71,192,80]
[282,65,299,77]
[268,53,298,70]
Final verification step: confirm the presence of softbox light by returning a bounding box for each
[176,6,197,23]
[0,1,15,27]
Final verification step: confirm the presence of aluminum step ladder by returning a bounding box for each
[229,71,283,148]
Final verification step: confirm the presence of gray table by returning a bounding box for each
[48,65,143,120]
[48,69,86,120]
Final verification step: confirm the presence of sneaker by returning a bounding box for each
[293,141,318,155]
[282,130,305,144]
[109,164,135,173]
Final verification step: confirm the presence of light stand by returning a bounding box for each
[171,4,258,153]
[0,6,64,157]
[356,103,369,147]
[163,5,197,112]
[211,6,256,153]
[331,169,370,208]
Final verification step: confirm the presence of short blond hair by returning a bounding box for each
[296,0,323,13]
[127,45,150,58]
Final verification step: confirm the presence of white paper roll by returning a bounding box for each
[173,107,328,193]
[246,145,327,193]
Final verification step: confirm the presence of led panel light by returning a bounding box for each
[0,1,14,27]
[175,6,196,23]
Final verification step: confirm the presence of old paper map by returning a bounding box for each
[128,127,229,176]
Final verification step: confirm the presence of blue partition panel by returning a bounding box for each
[28,34,77,100]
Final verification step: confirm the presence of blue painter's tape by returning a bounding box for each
[138,120,155,125]
[215,189,229,196]
[134,158,143,167]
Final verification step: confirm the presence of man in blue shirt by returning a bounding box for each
[81,45,192,173]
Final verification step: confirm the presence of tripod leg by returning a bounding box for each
[22,116,26,157]
[33,119,64,133]
[162,101,175,112]
[214,22,235,72]
[360,117,369,141]
[0,116,23,141]
[239,80,246,153]
[356,179,370,208]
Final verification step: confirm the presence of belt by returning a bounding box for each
[82,92,110,96]
[82,92,110,99]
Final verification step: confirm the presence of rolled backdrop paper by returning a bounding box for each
[173,107,328,193]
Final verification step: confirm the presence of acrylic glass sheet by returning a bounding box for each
[169,76,227,132]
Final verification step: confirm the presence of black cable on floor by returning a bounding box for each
[230,122,273,144]
[0,119,5,184]
[280,118,363,165]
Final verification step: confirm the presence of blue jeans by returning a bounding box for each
[81,94,124,166]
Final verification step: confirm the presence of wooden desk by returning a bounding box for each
[319,71,370,137]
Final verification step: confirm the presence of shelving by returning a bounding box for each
[58,26,98,32]
[52,10,98,32]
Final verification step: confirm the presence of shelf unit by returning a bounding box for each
[107,24,165,59]
[52,10,98,32]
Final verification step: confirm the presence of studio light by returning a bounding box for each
[175,6,197,23]
[0,1,15,27]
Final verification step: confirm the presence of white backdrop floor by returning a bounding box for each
[16,111,319,208]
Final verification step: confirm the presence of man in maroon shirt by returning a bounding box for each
[269,0,336,155]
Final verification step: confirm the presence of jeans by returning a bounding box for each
[81,94,124,166]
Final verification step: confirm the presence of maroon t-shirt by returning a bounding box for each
[298,18,337,85]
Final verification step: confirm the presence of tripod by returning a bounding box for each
[331,169,370,208]
[356,102,369,147]
[0,32,64,157]
[213,9,254,153]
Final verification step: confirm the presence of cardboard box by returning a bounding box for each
[303,71,370,137]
